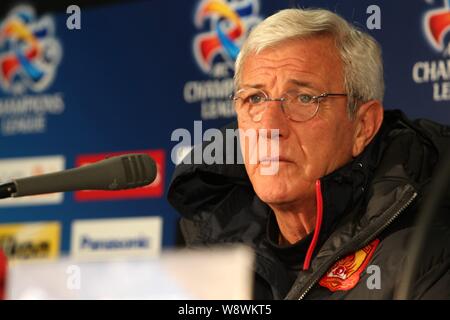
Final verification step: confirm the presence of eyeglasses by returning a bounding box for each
[231,88,348,122]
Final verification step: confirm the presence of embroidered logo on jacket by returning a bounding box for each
[319,239,380,292]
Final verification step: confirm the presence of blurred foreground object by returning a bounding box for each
[0,250,6,300]
[6,245,253,300]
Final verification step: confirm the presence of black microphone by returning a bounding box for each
[0,153,157,199]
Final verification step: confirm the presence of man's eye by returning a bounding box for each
[298,94,313,104]
[247,94,264,104]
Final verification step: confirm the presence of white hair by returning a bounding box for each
[234,8,384,116]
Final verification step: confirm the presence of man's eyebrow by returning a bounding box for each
[240,83,265,89]
[239,80,318,90]
[287,79,317,89]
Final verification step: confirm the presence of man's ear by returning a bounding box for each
[352,101,384,157]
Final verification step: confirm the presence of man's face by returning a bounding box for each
[237,36,358,206]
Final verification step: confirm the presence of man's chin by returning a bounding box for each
[254,189,296,206]
[251,175,315,207]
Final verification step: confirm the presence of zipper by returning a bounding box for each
[303,180,324,271]
[295,190,418,300]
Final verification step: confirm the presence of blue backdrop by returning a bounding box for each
[0,0,448,255]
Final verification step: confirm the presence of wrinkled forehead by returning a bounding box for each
[238,36,344,91]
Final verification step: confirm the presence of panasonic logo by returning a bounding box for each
[80,236,150,251]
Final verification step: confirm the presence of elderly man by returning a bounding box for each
[168,8,450,299]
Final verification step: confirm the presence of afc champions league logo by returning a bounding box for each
[423,0,450,53]
[0,6,62,95]
[193,0,262,77]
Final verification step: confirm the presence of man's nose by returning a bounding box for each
[258,100,289,137]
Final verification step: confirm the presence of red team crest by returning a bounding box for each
[423,0,450,51]
[319,239,380,292]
